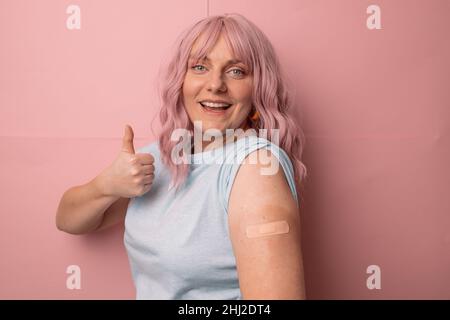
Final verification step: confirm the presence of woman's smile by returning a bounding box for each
[198,101,234,115]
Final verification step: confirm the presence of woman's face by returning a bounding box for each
[182,32,253,141]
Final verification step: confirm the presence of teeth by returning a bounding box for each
[201,102,231,108]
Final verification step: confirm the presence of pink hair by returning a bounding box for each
[155,13,308,203]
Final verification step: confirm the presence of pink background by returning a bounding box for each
[1,0,449,299]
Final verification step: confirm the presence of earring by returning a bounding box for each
[250,110,260,121]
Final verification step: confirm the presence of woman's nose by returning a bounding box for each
[207,72,227,93]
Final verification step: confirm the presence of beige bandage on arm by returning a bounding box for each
[245,220,290,238]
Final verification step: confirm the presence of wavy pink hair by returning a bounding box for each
[154,13,308,203]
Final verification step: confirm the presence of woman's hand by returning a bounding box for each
[97,125,155,198]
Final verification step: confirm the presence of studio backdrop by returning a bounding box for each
[0,0,449,299]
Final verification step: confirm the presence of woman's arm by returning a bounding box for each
[55,175,122,235]
[228,149,306,299]
[56,125,154,235]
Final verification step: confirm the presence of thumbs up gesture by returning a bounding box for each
[98,125,155,198]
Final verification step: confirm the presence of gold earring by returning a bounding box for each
[250,109,260,121]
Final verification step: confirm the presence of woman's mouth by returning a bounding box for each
[199,102,233,114]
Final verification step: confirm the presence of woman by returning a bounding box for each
[56,13,308,300]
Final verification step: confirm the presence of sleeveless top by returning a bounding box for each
[124,135,299,299]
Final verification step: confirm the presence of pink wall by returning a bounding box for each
[0,0,449,299]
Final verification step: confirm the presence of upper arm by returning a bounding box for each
[228,148,306,299]
[95,197,130,232]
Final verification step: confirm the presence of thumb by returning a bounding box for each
[121,124,135,154]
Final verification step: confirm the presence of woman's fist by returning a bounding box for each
[97,125,155,198]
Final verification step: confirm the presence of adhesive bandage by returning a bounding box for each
[245,220,290,238]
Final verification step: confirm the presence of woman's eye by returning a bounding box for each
[191,65,245,76]
[192,65,206,71]
[229,69,244,76]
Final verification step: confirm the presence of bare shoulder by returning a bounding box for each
[228,148,297,215]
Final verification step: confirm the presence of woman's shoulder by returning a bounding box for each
[136,140,160,156]
[232,134,288,161]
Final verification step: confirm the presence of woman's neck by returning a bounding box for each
[191,129,249,154]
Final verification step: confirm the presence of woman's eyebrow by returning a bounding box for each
[189,55,244,65]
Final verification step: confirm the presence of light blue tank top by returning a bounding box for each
[124,135,299,300]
